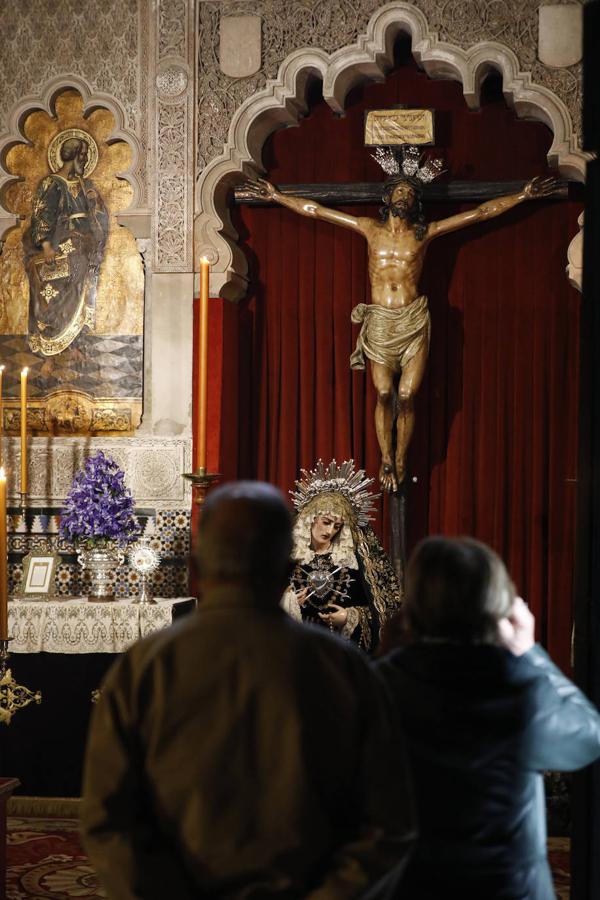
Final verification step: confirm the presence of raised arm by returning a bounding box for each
[426,175,557,242]
[240,176,366,234]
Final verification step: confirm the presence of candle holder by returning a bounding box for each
[182,468,221,508]
[0,638,42,725]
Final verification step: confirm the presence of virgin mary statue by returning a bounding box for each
[282,460,402,653]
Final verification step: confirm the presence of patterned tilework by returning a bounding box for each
[0,333,143,400]
[7,507,191,600]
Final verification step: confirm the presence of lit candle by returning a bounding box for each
[0,468,7,641]
[0,365,4,468]
[197,258,210,472]
[20,367,28,496]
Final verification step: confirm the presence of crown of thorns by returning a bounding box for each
[371,145,444,185]
[290,459,379,529]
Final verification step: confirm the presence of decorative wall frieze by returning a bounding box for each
[2,437,192,510]
[196,1,587,301]
[151,0,195,272]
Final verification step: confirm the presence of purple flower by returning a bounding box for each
[59,451,141,547]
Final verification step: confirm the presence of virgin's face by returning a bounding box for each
[310,514,343,553]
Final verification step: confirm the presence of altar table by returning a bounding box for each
[8,596,190,654]
[0,597,195,797]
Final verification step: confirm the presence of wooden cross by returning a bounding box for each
[235,179,569,206]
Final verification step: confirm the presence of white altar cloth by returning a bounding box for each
[7,597,193,654]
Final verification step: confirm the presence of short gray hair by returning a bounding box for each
[405,536,516,643]
[194,481,292,583]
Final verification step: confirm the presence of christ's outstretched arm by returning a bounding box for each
[241,177,367,234]
[425,175,557,241]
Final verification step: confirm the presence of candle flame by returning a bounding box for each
[21,367,28,376]
[0,467,5,480]
[200,257,209,265]
[0,365,4,372]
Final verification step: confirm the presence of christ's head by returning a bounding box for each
[380,177,426,239]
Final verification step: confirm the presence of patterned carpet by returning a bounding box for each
[7,816,571,899]
[6,817,105,899]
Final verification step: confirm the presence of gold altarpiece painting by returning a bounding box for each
[0,89,143,435]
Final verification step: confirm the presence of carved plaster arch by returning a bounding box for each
[196,1,587,302]
[0,74,146,241]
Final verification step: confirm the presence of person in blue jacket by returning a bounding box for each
[377,535,600,900]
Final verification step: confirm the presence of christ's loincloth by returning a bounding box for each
[349,296,431,374]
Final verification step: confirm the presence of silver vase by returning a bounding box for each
[78,545,124,602]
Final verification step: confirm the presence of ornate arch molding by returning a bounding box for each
[197,2,586,302]
[0,74,146,241]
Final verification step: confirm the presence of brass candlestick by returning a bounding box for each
[182,468,221,508]
[0,639,42,725]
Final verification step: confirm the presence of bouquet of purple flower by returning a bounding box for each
[60,451,140,548]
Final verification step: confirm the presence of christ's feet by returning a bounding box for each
[379,461,398,493]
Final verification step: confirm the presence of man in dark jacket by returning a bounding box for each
[81,482,416,899]
[377,536,600,900]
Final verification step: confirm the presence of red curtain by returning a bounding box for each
[217,57,581,671]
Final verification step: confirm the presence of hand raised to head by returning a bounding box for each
[524,175,558,199]
[238,176,277,201]
[497,597,535,656]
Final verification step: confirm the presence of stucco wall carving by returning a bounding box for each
[159,0,188,58]
[152,0,195,272]
[0,0,149,208]
[197,0,584,175]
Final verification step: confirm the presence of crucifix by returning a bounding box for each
[237,107,560,568]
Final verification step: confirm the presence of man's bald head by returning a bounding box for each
[194,481,293,593]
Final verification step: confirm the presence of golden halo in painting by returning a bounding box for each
[47,128,99,178]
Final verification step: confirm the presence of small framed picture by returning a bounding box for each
[17,552,60,599]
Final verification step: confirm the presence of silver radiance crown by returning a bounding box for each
[371,145,444,184]
[291,459,379,529]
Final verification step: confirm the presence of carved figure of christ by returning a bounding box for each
[242,175,556,492]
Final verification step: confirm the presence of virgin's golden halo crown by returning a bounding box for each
[290,459,379,528]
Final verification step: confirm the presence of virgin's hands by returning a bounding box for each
[318,604,348,628]
[296,588,309,607]
[497,597,535,656]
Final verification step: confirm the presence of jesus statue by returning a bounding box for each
[243,151,555,492]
